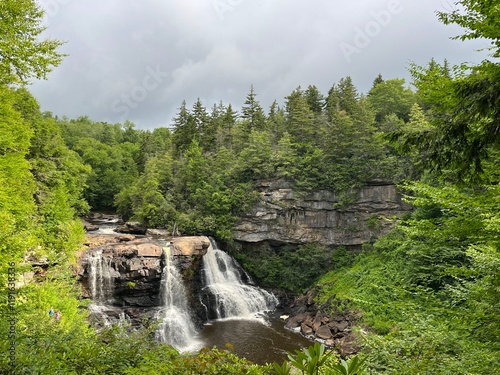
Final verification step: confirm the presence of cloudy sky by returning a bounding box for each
[30,0,490,130]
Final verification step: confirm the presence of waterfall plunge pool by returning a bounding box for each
[197,313,313,365]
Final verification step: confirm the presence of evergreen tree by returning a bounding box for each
[304,85,325,114]
[372,73,384,88]
[284,87,316,147]
[172,100,196,155]
[216,103,237,149]
[325,83,341,122]
[267,100,286,141]
[241,85,266,131]
[337,76,359,116]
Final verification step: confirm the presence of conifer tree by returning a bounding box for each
[241,85,266,131]
[172,100,196,154]
[304,85,325,114]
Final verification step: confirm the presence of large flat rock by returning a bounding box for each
[170,236,210,256]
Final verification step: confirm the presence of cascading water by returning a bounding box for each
[201,238,278,319]
[87,249,115,325]
[88,249,113,303]
[155,243,199,351]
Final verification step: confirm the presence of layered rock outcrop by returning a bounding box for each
[234,179,411,246]
[78,234,210,326]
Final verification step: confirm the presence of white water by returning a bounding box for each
[202,238,278,319]
[155,244,200,351]
[87,249,121,327]
[88,249,113,304]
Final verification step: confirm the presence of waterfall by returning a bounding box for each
[202,238,278,319]
[88,249,113,304]
[87,249,115,326]
[155,244,199,351]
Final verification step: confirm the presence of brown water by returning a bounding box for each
[197,313,313,365]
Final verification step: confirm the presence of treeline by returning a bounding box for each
[313,4,500,372]
[54,77,420,239]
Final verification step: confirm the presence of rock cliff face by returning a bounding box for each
[78,235,210,326]
[233,179,411,246]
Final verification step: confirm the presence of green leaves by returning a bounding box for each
[271,360,292,375]
[437,0,500,57]
[269,343,366,375]
[327,356,366,375]
[287,342,333,375]
[0,0,66,84]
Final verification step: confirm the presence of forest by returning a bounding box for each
[1,0,499,373]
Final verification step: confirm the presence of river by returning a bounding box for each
[86,214,313,365]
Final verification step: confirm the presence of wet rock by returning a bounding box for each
[284,288,362,357]
[78,236,210,329]
[82,220,99,231]
[301,323,314,336]
[316,325,333,340]
[285,312,311,329]
[117,221,148,235]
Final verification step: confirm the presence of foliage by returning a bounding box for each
[287,342,334,375]
[437,0,500,57]
[234,243,330,292]
[0,0,66,84]
[368,78,417,122]
[315,182,500,373]
[270,342,365,375]
[328,356,366,375]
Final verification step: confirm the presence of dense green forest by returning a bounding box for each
[1,0,499,373]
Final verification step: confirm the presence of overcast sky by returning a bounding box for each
[30,0,491,130]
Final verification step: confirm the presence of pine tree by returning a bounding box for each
[304,85,325,114]
[285,87,315,147]
[241,85,266,131]
[372,73,384,88]
[172,100,197,154]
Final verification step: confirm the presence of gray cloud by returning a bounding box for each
[30,0,490,129]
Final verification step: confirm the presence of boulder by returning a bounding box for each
[301,323,314,336]
[312,311,323,332]
[285,312,311,329]
[136,243,163,257]
[315,325,333,340]
[329,320,350,332]
[146,228,170,236]
[338,332,361,357]
[82,220,99,232]
[170,236,210,256]
[117,221,147,235]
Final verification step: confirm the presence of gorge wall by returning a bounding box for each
[233,179,412,247]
